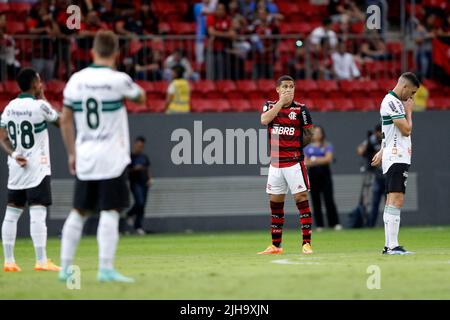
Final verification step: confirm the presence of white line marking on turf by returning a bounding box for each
[271,258,321,265]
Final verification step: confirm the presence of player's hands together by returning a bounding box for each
[12,152,27,167]
[371,150,382,167]
[68,154,76,175]
[404,98,414,114]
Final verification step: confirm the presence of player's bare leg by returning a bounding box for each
[258,194,286,254]
[294,192,313,254]
[2,204,23,272]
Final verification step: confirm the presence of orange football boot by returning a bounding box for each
[257,244,284,255]
[34,259,62,271]
[4,262,22,272]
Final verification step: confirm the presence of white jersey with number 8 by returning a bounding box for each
[0,94,59,190]
[63,65,142,181]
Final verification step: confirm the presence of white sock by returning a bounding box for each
[1,206,23,263]
[30,205,48,264]
[383,206,389,248]
[97,210,119,271]
[386,205,401,249]
[60,210,86,270]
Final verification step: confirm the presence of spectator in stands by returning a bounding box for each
[133,46,163,81]
[126,136,153,235]
[413,78,429,112]
[206,3,236,80]
[309,17,338,52]
[27,4,61,81]
[304,126,342,231]
[413,16,436,79]
[287,43,306,80]
[239,0,257,22]
[140,1,159,34]
[78,11,108,49]
[328,0,365,23]
[0,15,20,81]
[311,37,333,80]
[193,0,217,70]
[360,30,391,61]
[165,65,191,114]
[115,9,143,37]
[357,124,385,227]
[251,7,280,79]
[163,49,199,81]
[331,40,361,80]
[227,16,247,80]
[261,0,279,14]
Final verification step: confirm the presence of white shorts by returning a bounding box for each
[266,162,310,195]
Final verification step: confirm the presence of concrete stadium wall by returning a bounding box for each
[0,111,449,236]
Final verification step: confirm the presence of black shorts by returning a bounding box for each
[385,163,410,194]
[73,171,130,212]
[7,175,52,207]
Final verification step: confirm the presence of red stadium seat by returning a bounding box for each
[170,22,196,35]
[6,21,26,34]
[331,98,355,111]
[299,99,316,111]
[148,99,166,113]
[0,99,9,113]
[3,81,20,98]
[45,80,66,100]
[228,99,253,112]
[48,100,62,112]
[0,3,10,13]
[152,81,169,94]
[377,79,398,92]
[295,80,319,98]
[316,80,343,98]
[250,98,267,112]
[8,2,31,13]
[135,81,155,93]
[386,42,403,59]
[313,99,334,112]
[277,2,300,15]
[427,98,450,110]
[126,100,147,113]
[215,80,237,93]
[339,80,366,98]
[256,79,275,95]
[422,80,440,92]
[352,98,378,111]
[235,80,259,95]
[214,99,232,112]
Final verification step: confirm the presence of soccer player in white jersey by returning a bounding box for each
[371,72,419,255]
[58,31,145,283]
[0,68,61,272]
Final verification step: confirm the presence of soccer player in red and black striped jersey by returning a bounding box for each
[258,75,315,255]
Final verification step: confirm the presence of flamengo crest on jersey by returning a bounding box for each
[63,65,142,180]
[380,91,412,174]
[0,94,59,189]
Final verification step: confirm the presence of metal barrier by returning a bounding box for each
[2,32,411,82]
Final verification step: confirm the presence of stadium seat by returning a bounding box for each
[228,99,253,112]
[316,80,343,98]
[256,79,275,96]
[295,80,319,98]
[313,99,334,112]
[0,99,9,113]
[152,81,169,94]
[48,100,62,112]
[126,100,147,113]
[6,21,26,34]
[387,42,403,59]
[331,98,355,111]
[277,2,300,15]
[215,80,237,93]
[250,98,267,112]
[8,2,31,14]
[148,99,166,113]
[45,80,66,100]
[0,3,10,13]
[3,81,20,98]
[339,80,366,98]
[191,99,213,112]
[377,79,398,92]
[135,80,155,93]
[427,98,450,110]
[352,98,378,111]
[422,80,440,92]
[299,98,316,112]
[170,22,196,35]
[213,99,232,112]
[235,80,259,96]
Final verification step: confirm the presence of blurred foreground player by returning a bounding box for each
[258,75,315,255]
[59,31,145,282]
[0,68,60,272]
[371,72,419,255]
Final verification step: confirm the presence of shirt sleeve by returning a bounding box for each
[325,143,334,154]
[262,101,271,113]
[39,100,59,122]
[63,76,77,109]
[383,98,405,119]
[301,105,313,128]
[119,73,143,101]
[167,82,175,95]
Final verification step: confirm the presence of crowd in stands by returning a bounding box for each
[0,0,449,113]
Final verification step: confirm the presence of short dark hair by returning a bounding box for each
[135,136,146,143]
[401,72,420,88]
[172,64,185,79]
[16,68,39,92]
[276,75,295,87]
[93,30,119,58]
[323,17,332,26]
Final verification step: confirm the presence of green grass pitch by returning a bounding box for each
[1,226,450,299]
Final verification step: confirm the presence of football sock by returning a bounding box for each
[1,206,23,263]
[383,206,389,248]
[297,200,312,245]
[270,201,285,248]
[97,210,119,270]
[30,205,48,264]
[385,205,401,249]
[60,210,86,270]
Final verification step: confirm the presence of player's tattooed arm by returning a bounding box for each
[302,127,314,146]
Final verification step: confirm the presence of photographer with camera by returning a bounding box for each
[357,124,385,227]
